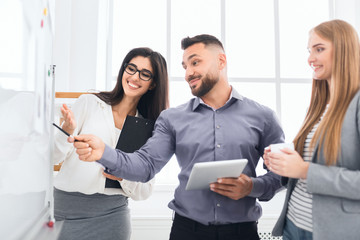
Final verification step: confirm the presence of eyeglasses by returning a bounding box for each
[124,63,153,81]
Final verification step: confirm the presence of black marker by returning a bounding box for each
[52,123,78,141]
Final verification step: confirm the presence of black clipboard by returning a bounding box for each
[105,115,155,188]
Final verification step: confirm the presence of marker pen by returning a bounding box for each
[52,123,78,141]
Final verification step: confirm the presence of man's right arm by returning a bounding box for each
[73,111,175,182]
[248,109,285,201]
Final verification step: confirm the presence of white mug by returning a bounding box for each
[270,142,294,153]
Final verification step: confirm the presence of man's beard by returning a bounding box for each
[190,73,219,97]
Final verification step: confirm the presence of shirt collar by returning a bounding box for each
[192,86,244,111]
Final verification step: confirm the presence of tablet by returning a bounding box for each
[185,159,248,190]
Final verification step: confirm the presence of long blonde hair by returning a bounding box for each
[293,19,360,165]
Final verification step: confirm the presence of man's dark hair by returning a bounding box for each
[181,34,224,51]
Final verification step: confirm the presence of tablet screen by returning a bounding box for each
[185,159,248,190]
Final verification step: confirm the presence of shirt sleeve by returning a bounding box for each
[120,178,155,201]
[98,110,175,182]
[248,109,285,201]
[53,95,88,164]
[307,163,360,200]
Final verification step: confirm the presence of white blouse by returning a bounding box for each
[53,94,155,200]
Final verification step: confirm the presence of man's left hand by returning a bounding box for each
[210,174,253,200]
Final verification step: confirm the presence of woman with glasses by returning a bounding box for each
[53,47,169,240]
[264,19,360,240]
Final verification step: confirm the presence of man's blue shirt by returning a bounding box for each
[99,87,284,225]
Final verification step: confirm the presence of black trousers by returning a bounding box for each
[169,213,260,240]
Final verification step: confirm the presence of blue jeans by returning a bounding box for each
[283,217,313,240]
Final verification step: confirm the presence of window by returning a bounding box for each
[111,0,167,81]
[109,0,332,185]
[226,0,275,78]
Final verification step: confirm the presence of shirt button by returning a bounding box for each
[216,125,220,129]
[216,144,221,148]
[217,203,221,207]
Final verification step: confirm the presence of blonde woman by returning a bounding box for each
[264,19,360,240]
